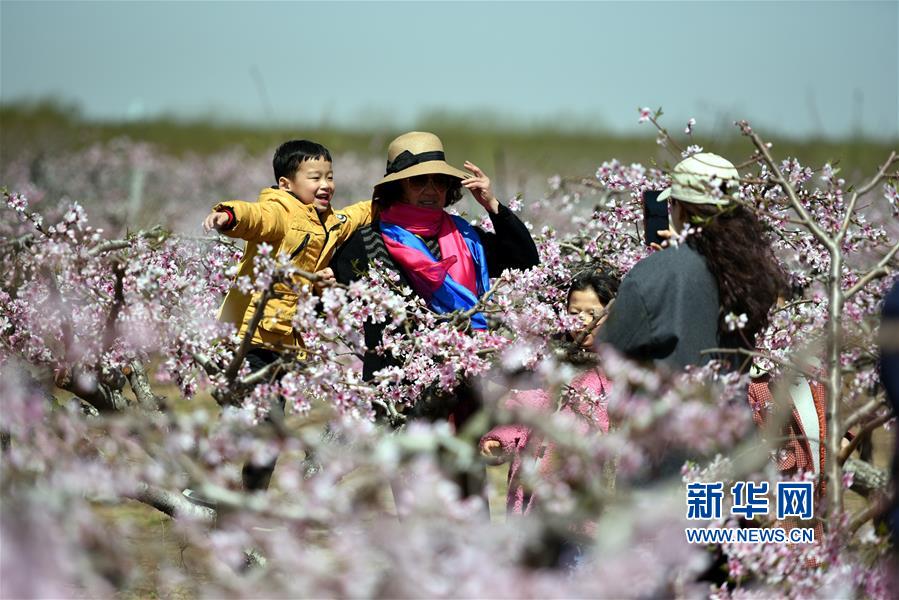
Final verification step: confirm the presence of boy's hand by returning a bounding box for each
[313,267,336,293]
[203,210,231,233]
[462,161,500,214]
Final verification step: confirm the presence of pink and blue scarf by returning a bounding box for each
[380,204,490,329]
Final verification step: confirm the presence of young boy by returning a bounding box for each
[204,139,372,361]
[202,140,371,491]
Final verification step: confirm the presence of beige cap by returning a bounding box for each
[375,131,470,186]
[658,153,740,206]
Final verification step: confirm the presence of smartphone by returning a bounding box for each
[642,190,669,247]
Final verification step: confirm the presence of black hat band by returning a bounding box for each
[385,150,446,175]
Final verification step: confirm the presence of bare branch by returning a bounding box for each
[224,286,274,381]
[773,299,815,314]
[239,357,285,386]
[844,457,889,497]
[371,397,405,426]
[558,241,587,258]
[126,360,164,411]
[838,410,893,465]
[845,239,899,298]
[0,233,35,250]
[848,490,892,534]
[87,226,168,257]
[128,483,215,522]
[853,151,899,197]
[647,114,684,156]
[57,366,129,412]
[102,264,126,354]
[836,151,897,243]
[571,302,612,347]
[432,280,507,328]
[192,352,221,378]
[699,347,822,382]
[842,397,889,435]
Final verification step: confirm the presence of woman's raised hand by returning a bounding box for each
[462,161,500,214]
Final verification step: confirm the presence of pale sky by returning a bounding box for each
[2,0,897,139]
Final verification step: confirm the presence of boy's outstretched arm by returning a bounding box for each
[204,190,293,243]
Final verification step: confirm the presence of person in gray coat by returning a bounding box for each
[598,153,786,372]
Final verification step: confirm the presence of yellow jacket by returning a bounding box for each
[215,188,372,350]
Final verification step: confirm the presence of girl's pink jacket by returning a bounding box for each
[479,368,610,515]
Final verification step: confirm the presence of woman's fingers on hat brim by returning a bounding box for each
[464,161,484,175]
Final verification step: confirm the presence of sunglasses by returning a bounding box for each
[406,174,454,189]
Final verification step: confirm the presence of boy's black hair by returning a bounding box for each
[273,140,332,182]
[567,267,621,305]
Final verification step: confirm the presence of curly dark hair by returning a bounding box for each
[676,200,788,351]
[373,178,464,210]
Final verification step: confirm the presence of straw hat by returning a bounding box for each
[375,131,470,186]
[657,153,740,206]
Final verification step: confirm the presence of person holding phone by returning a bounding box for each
[642,189,670,248]
[598,153,786,372]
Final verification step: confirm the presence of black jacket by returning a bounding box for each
[332,203,540,380]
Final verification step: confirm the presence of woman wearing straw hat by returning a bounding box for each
[333,131,539,427]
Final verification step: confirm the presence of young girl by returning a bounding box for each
[479,268,619,516]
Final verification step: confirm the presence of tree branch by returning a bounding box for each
[129,483,216,522]
[739,122,835,251]
[102,264,126,354]
[773,299,815,314]
[838,411,893,465]
[836,151,897,243]
[571,303,612,347]
[87,226,168,257]
[699,347,822,382]
[844,457,889,496]
[126,360,164,411]
[848,490,892,534]
[224,286,274,382]
[192,352,221,378]
[845,239,899,298]
[239,357,285,386]
[843,397,887,433]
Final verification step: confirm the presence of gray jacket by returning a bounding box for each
[598,244,721,369]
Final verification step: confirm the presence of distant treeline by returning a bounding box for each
[1,100,894,180]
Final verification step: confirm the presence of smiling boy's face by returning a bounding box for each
[279,157,334,213]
